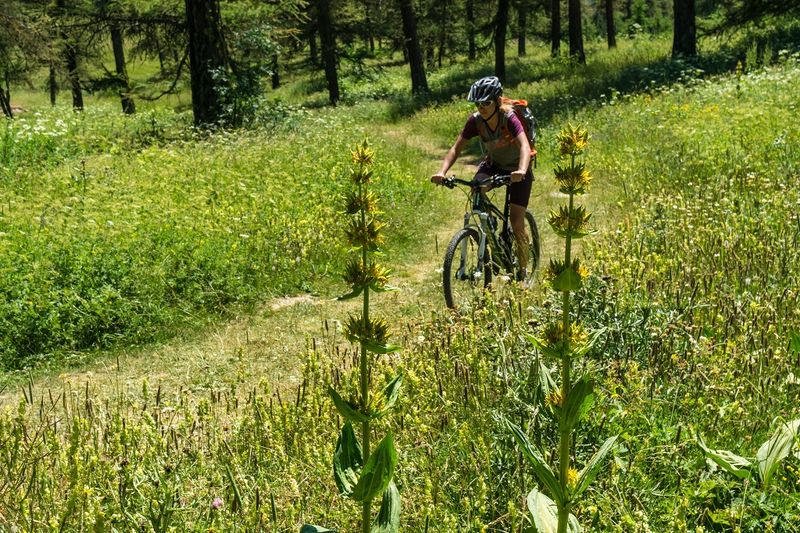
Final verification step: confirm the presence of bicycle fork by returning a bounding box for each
[456,211,489,281]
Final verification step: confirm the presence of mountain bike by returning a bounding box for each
[441,174,540,311]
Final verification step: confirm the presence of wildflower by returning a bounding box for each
[545,389,563,408]
[344,190,379,215]
[542,322,587,348]
[351,139,374,166]
[344,218,385,250]
[545,258,589,291]
[343,259,390,290]
[553,162,592,195]
[212,497,223,510]
[556,124,589,156]
[344,314,391,346]
[350,166,374,185]
[566,468,579,488]
[548,205,593,238]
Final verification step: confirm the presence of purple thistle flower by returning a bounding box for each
[212,497,223,510]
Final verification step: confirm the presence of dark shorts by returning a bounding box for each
[475,160,534,208]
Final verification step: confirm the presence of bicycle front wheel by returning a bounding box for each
[443,227,491,311]
[511,211,541,282]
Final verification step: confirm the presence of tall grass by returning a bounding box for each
[1,36,799,532]
[0,104,433,371]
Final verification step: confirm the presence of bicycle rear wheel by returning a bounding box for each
[443,228,491,310]
[511,211,541,282]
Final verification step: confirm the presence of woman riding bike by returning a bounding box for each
[431,76,534,278]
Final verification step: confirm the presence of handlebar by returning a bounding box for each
[442,174,512,189]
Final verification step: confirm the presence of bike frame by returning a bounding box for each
[452,177,516,281]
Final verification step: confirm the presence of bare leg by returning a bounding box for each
[510,203,529,271]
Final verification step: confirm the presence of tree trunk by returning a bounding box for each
[111,24,136,114]
[309,26,318,66]
[49,64,58,106]
[672,0,696,57]
[65,42,84,110]
[551,0,561,57]
[57,0,83,110]
[495,0,510,82]
[271,53,280,89]
[398,0,428,94]
[185,0,229,125]
[606,0,617,48]
[437,0,448,68]
[0,72,12,118]
[568,0,585,64]
[365,0,375,53]
[466,0,476,60]
[317,0,339,105]
[518,1,527,56]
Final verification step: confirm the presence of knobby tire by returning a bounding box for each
[443,228,491,310]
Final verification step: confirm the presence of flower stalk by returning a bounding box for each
[509,124,617,533]
[305,139,402,533]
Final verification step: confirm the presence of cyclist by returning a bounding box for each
[431,76,533,278]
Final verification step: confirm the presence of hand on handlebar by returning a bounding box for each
[510,170,525,183]
[430,173,445,185]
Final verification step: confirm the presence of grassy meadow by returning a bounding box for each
[1,33,800,531]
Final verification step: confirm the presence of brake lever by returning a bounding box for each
[492,174,512,187]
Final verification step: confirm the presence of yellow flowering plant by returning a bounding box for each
[303,140,402,533]
[508,125,617,533]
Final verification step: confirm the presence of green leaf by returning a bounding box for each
[526,488,581,533]
[328,386,368,423]
[563,377,594,431]
[789,331,800,354]
[300,526,337,533]
[333,422,363,496]
[336,287,364,301]
[552,266,582,292]
[371,480,400,533]
[224,463,243,512]
[363,340,401,354]
[352,432,398,502]
[525,359,557,409]
[698,435,753,480]
[756,418,800,487]
[507,419,565,505]
[570,328,606,358]
[373,374,403,418]
[370,283,400,293]
[527,334,565,359]
[573,436,618,499]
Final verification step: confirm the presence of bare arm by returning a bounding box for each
[511,130,532,182]
[431,135,469,184]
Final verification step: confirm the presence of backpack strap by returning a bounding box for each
[499,111,517,145]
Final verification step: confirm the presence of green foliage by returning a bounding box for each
[311,140,402,533]
[2,32,800,533]
[0,105,430,370]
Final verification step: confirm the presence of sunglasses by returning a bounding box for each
[475,100,494,109]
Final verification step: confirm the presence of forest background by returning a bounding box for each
[1,0,800,531]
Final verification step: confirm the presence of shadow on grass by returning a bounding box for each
[388,49,741,125]
[383,27,800,126]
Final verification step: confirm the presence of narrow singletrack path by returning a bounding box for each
[0,119,585,407]
[0,125,477,406]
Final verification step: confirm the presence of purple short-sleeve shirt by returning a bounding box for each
[459,112,525,171]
